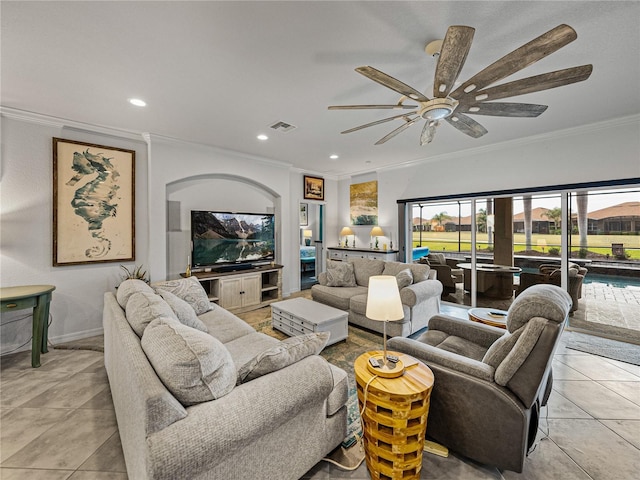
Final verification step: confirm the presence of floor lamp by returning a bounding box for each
[365,275,405,378]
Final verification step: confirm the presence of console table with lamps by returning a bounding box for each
[327,247,398,262]
[0,284,56,368]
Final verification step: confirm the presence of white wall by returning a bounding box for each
[166,177,276,279]
[146,135,305,296]
[337,173,398,250]
[0,115,149,352]
[338,115,640,261]
[381,116,640,201]
[0,115,338,353]
[3,111,636,353]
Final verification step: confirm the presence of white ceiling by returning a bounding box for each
[2,1,639,177]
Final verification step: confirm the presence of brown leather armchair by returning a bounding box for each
[388,284,573,472]
[516,262,586,312]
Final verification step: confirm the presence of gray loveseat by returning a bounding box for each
[103,278,348,480]
[311,258,442,337]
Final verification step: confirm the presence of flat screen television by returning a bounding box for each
[191,211,275,268]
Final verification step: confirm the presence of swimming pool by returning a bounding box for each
[583,274,640,289]
[518,268,640,289]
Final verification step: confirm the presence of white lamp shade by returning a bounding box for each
[340,226,354,236]
[370,226,384,237]
[366,276,404,321]
[303,229,313,238]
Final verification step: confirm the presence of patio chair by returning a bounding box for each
[516,262,586,312]
[418,253,463,297]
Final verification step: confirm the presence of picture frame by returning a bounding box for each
[303,175,324,201]
[53,138,135,266]
[299,203,308,226]
[350,180,378,225]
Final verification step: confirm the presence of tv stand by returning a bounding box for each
[214,263,254,273]
[184,264,283,314]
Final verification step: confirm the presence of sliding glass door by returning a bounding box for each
[566,188,640,339]
[404,184,639,342]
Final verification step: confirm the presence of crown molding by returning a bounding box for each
[383,114,640,172]
[1,106,292,170]
[142,132,293,170]
[338,114,640,180]
[0,106,146,142]
[289,166,339,182]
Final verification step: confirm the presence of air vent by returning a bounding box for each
[269,121,297,133]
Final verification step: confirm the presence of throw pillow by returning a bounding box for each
[494,317,548,386]
[153,276,212,315]
[326,261,357,287]
[237,332,330,384]
[141,317,237,406]
[125,291,178,337]
[395,268,413,289]
[482,329,523,369]
[116,279,154,309]
[154,288,208,333]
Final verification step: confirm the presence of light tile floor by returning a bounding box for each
[1,334,638,479]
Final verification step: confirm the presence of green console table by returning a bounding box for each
[1,285,56,368]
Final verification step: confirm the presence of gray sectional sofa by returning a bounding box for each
[311,258,442,337]
[103,278,348,480]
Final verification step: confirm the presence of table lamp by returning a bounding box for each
[366,275,405,378]
[340,226,354,247]
[303,229,313,246]
[370,226,384,250]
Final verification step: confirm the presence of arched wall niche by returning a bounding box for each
[165,173,281,279]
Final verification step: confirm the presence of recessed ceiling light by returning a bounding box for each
[257,134,269,141]
[329,154,339,160]
[128,98,146,107]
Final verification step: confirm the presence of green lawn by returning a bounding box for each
[412,231,640,260]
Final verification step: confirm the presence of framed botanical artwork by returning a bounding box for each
[303,175,324,201]
[350,180,378,225]
[53,138,135,266]
[299,203,308,226]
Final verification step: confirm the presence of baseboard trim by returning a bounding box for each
[48,327,105,347]
[0,327,105,357]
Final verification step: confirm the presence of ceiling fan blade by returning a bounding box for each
[374,117,421,145]
[457,102,548,117]
[420,121,439,145]
[328,104,417,110]
[341,112,418,134]
[433,25,475,98]
[457,65,593,104]
[356,66,430,102]
[446,113,488,138]
[450,24,578,99]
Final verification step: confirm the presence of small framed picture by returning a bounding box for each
[303,175,324,201]
[299,203,308,225]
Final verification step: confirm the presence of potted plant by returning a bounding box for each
[118,264,149,286]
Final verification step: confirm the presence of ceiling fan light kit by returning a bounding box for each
[418,98,458,121]
[329,24,592,146]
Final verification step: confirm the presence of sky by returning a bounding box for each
[412,188,639,220]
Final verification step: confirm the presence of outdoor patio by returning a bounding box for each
[443,280,640,344]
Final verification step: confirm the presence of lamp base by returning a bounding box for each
[366,355,405,378]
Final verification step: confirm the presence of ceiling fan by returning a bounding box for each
[328,24,593,146]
